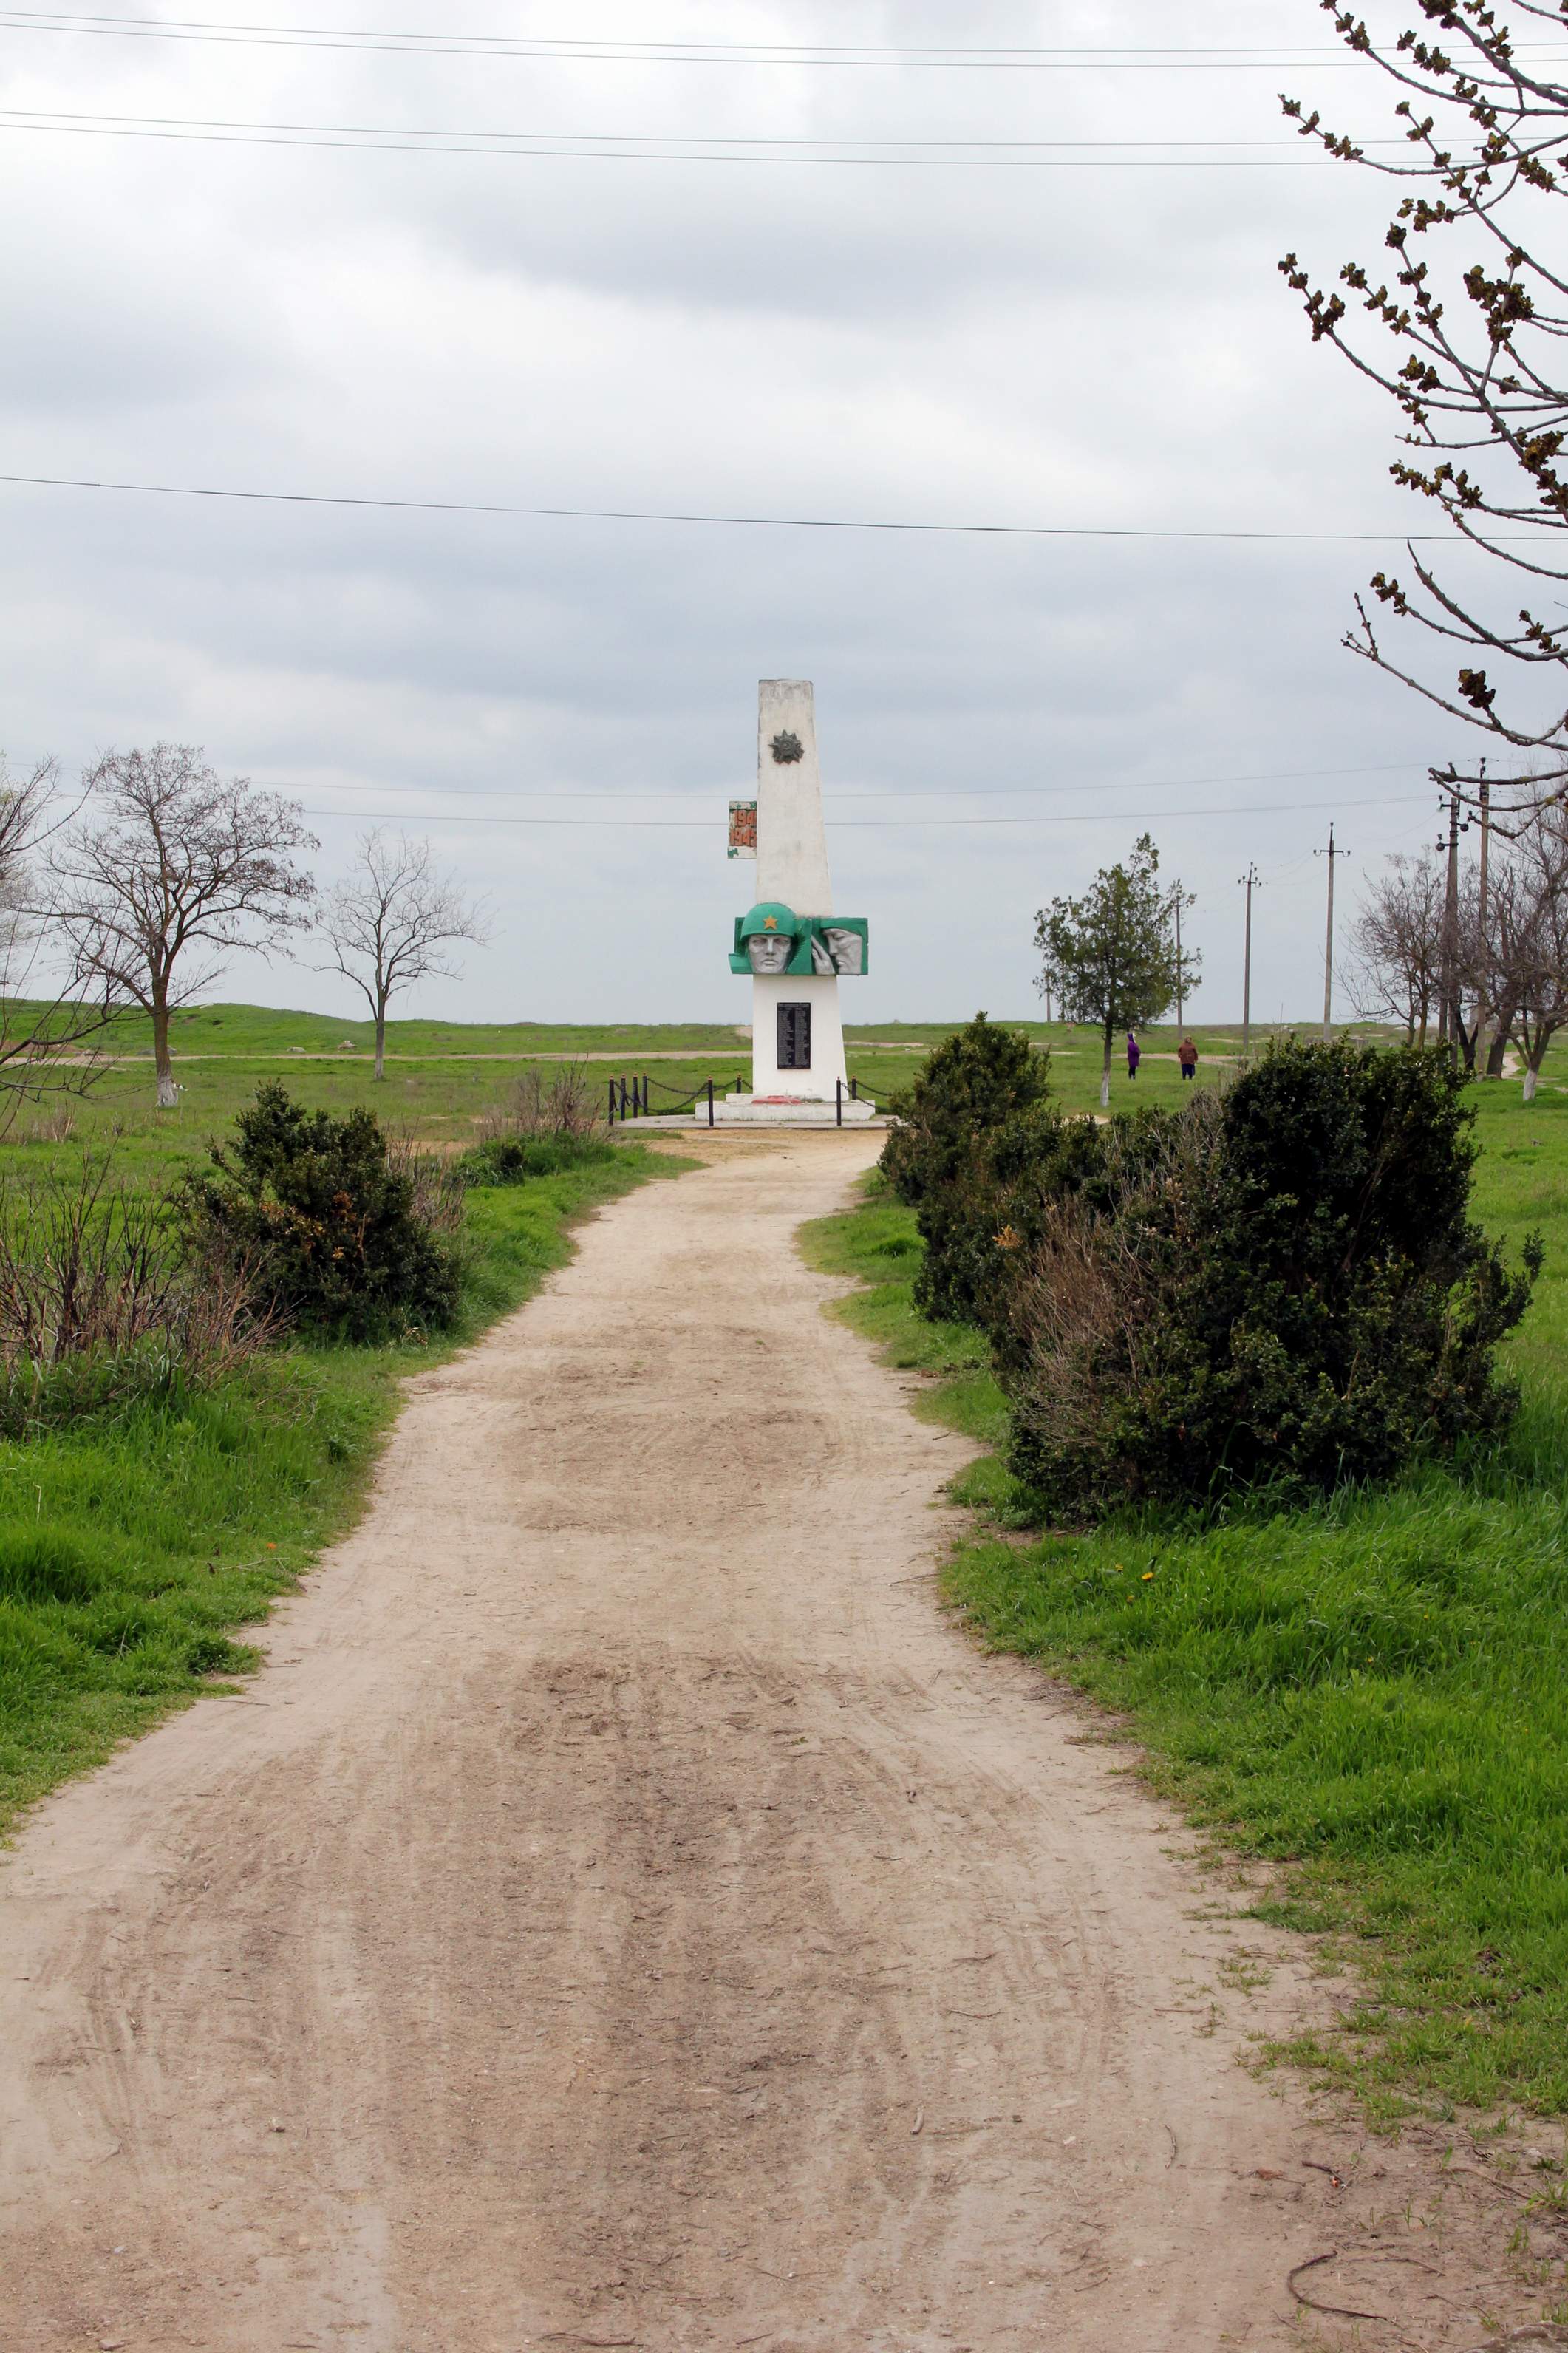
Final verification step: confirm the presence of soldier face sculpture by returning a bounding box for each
[747,930,795,975]
[730,902,866,980]
[810,926,865,977]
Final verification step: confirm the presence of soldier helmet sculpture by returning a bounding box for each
[735,902,800,974]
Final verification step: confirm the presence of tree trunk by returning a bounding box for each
[1524,1065,1540,1102]
[1100,1022,1112,1111]
[374,1001,387,1082]
[1486,1025,1510,1078]
[151,991,178,1109]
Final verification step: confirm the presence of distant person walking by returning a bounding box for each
[1125,1029,1141,1080]
[1179,1036,1198,1081]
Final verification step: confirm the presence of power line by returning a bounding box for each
[0,14,1442,55]
[9,11,1562,68]
[287,760,1431,805]
[4,471,1552,545]
[293,791,1431,829]
[0,119,1362,166]
[0,107,1408,161]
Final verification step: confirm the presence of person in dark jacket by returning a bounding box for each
[1178,1036,1198,1080]
[1126,1029,1141,1080]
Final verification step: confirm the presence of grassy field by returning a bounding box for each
[0,1141,678,1836]
[802,1077,1568,2125]
[9,999,756,1060]
[8,1001,1495,1182]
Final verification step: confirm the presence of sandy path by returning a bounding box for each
[0,1137,1532,2352]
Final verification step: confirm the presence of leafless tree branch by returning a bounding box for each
[1280,1,1568,811]
[49,745,317,1109]
[0,753,122,1136]
[312,829,488,1080]
[1349,851,1447,1036]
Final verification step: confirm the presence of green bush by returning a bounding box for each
[455,1134,616,1188]
[879,1013,1052,1324]
[179,1082,463,1342]
[995,1042,1539,1518]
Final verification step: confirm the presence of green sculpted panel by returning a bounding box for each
[729,903,869,978]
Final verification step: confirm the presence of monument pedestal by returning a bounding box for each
[749,972,848,1096]
[711,1089,877,1126]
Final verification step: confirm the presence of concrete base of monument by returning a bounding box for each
[711,1090,878,1126]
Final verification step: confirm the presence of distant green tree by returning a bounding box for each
[1034,835,1198,1108]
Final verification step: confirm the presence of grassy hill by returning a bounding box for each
[10,1000,754,1060]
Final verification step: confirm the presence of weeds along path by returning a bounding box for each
[0,1137,1499,2351]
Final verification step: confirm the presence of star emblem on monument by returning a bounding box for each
[769,730,804,765]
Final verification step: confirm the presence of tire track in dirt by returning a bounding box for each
[0,1134,1546,2350]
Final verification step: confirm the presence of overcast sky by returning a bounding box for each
[0,1,1501,1026]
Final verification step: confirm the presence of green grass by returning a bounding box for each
[801,1079,1568,2123]
[0,1140,678,1835]
[8,998,756,1060]
[4,1024,916,1181]
[15,1000,1552,1181]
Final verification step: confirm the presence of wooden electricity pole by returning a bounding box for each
[1315,824,1349,1043]
[1437,781,1462,1066]
[1475,767,1493,1074]
[1171,880,1187,1031]
[1238,863,1261,1059]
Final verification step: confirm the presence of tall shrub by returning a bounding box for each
[180,1083,462,1341]
[998,1042,1538,1517]
[880,1015,1051,1324]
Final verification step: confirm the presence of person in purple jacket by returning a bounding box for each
[1126,1029,1141,1080]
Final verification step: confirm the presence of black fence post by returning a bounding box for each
[706,1078,715,1128]
[851,1075,859,1101]
[836,1078,843,1128]
[607,1078,616,1128]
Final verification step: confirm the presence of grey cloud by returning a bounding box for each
[0,0,1457,1026]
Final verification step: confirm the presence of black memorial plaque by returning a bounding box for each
[777,1001,812,1070]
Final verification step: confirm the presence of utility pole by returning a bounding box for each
[1170,880,1187,1031]
[1475,766,1493,1075]
[1314,824,1350,1043]
[1238,863,1261,1059]
[1437,779,1463,1067]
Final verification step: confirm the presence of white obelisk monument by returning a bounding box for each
[718,679,872,1121]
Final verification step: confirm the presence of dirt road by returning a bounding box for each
[0,1137,1534,2351]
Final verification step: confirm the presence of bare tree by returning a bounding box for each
[1280,2,1568,815]
[313,829,488,1081]
[1474,805,1568,1097]
[51,746,317,1108]
[0,753,122,1133]
[1349,851,1446,1039]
